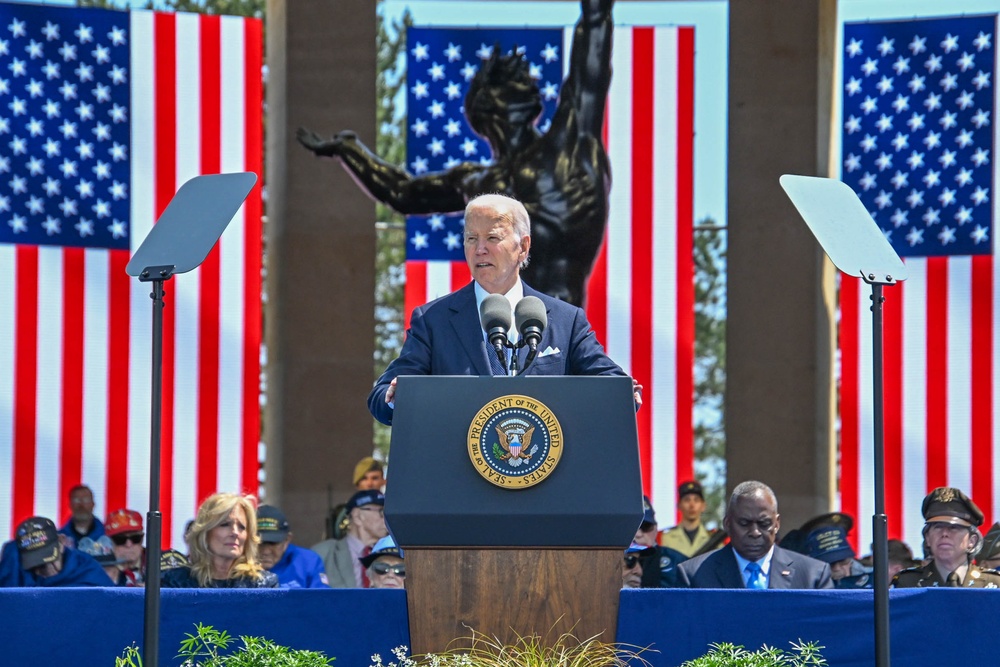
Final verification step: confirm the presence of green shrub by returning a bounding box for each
[115,623,334,667]
[678,641,827,667]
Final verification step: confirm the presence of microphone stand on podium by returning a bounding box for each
[125,172,258,667]
[781,175,907,667]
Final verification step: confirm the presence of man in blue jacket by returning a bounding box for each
[0,516,110,587]
[257,505,329,588]
[368,194,641,426]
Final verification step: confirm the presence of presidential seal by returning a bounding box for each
[467,394,563,489]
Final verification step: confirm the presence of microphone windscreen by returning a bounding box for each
[480,294,512,332]
[515,296,547,333]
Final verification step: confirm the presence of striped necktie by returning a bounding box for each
[360,545,372,588]
[489,347,507,376]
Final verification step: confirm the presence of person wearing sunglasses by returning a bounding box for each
[105,509,146,586]
[360,536,405,590]
[622,542,654,589]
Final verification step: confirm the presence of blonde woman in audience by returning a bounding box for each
[162,493,277,588]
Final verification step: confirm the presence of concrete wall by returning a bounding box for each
[726,0,838,529]
[265,0,377,542]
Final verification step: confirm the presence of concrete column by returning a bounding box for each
[265,0,377,542]
[726,0,839,529]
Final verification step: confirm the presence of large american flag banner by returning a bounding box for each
[0,3,263,549]
[404,24,695,517]
[839,15,998,554]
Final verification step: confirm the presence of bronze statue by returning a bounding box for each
[298,0,614,306]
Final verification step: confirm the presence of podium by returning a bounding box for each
[385,375,643,654]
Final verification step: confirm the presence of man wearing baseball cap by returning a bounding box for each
[257,505,329,588]
[0,516,109,587]
[806,525,871,589]
[893,487,1000,588]
[660,480,717,558]
[105,509,146,586]
[311,489,388,588]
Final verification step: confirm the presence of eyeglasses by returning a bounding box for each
[371,562,405,577]
[623,555,641,569]
[356,506,384,516]
[111,533,144,546]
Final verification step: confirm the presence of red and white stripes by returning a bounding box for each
[0,9,263,549]
[841,254,1000,555]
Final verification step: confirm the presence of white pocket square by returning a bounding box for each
[538,346,561,358]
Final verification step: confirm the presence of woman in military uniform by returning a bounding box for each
[892,487,1000,588]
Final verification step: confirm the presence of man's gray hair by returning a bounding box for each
[465,193,531,268]
[726,480,778,516]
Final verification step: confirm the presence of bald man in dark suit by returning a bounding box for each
[678,481,833,589]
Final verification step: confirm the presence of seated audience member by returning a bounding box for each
[892,487,1000,588]
[660,481,717,557]
[886,539,918,578]
[160,549,190,572]
[161,493,278,588]
[58,484,105,549]
[806,525,871,589]
[312,490,389,588]
[0,517,110,587]
[256,505,330,588]
[858,538,918,579]
[354,456,386,491]
[78,535,126,584]
[634,496,689,588]
[677,481,833,589]
[623,542,654,589]
[361,535,405,590]
[105,509,146,586]
[783,512,854,555]
[976,522,1000,571]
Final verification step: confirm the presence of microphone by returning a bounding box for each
[514,296,547,353]
[479,294,512,370]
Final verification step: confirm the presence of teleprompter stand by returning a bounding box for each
[385,375,643,654]
[125,172,258,667]
[780,174,907,667]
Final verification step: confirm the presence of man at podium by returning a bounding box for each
[368,194,640,425]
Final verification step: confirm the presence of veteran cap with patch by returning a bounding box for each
[806,526,855,564]
[360,535,404,568]
[346,489,385,513]
[78,536,128,566]
[160,549,190,571]
[16,516,60,571]
[922,486,984,527]
[641,496,656,526]
[799,512,855,537]
[105,508,144,537]
[256,505,290,543]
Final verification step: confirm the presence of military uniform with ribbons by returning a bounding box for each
[892,487,1000,589]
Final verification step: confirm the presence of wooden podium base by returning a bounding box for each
[405,548,622,655]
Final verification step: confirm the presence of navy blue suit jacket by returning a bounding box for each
[676,545,833,590]
[368,281,626,424]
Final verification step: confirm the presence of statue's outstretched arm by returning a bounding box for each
[297,128,468,215]
[560,0,613,134]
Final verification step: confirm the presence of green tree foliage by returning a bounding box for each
[372,1,412,457]
[693,222,727,526]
